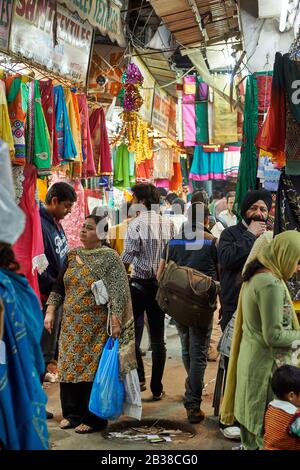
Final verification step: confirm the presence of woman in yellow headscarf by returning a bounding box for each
[220,231,300,450]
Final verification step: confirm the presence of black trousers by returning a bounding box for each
[60,382,108,429]
[130,278,166,396]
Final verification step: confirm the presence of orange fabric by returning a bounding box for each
[6,74,27,166]
[169,162,182,191]
[264,405,300,450]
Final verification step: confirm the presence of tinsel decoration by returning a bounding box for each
[124,84,143,112]
[125,63,144,85]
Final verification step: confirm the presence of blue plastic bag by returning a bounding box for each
[89,337,125,420]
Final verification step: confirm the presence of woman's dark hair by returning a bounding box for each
[88,209,110,247]
[242,258,264,282]
[191,189,209,205]
[45,182,77,205]
[131,183,159,210]
[271,365,300,400]
[187,202,210,226]
[0,243,20,271]
[165,192,178,205]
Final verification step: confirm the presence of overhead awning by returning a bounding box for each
[58,0,126,47]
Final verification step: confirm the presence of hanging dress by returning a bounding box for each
[53,85,77,163]
[6,74,28,166]
[89,107,112,176]
[64,88,82,177]
[77,94,96,177]
[39,79,59,166]
[0,80,14,159]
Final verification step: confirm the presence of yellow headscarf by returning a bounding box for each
[220,231,300,426]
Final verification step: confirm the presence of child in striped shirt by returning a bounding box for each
[263,365,300,450]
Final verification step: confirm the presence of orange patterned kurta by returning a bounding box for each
[57,251,108,383]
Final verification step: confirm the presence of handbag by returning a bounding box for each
[156,243,218,328]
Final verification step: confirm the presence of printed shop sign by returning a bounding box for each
[9,0,93,84]
[152,85,170,136]
[0,0,12,50]
[60,0,126,48]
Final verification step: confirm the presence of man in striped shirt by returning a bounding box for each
[122,184,175,400]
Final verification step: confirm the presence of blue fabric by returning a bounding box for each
[0,269,48,449]
[53,85,77,161]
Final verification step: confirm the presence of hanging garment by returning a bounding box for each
[77,94,95,177]
[256,73,273,113]
[114,144,135,189]
[212,76,238,144]
[61,179,85,250]
[64,88,82,176]
[26,81,51,175]
[195,76,209,144]
[180,155,189,186]
[274,169,300,234]
[71,90,82,177]
[89,107,112,175]
[36,178,48,203]
[39,79,59,166]
[6,75,28,166]
[189,146,225,181]
[235,75,259,218]
[136,156,152,182]
[13,164,48,300]
[0,80,14,159]
[223,146,241,178]
[153,143,174,180]
[169,152,183,191]
[0,268,48,450]
[53,85,77,163]
[182,75,196,146]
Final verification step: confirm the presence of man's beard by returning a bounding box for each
[245,215,267,225]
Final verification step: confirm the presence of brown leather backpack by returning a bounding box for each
[156,250,218,328]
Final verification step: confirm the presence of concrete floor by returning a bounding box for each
[46,325,234,451]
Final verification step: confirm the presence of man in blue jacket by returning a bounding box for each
[39,182,77,418]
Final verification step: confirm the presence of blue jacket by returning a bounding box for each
[38,204,68,299]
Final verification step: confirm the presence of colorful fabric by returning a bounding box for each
[77,94,96,177]
[189,146,225,181]
[183,76,196,146]
[61,179,85,250]
[13,164,45,300]
[169,161,182,191]
[89,108,112,175]
[223,147,241,178]
[53,85,77,163]
[264,402,300,450]
[256,73,273,113]
[212,76,238,144]
[6,75,28,166]
[0,80,14,159]
[195,76,208,144]
[47,247,136,380]
[235,75,259,219]
[39,79,59,166]
[29,81,51,175]
[0,269,48,450]
[114,144,135,189]
[180,156,188,186]
[64,88,82,175]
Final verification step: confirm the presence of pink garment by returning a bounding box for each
[13,164,45,301]
[183,76,196,146]
[61,179,85,250]
[155,179,170,189]
[77,94,96,177]
[39,79,59,166]
[89,108,112,175]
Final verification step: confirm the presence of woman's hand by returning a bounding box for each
[111,314,121,338]
[44,307,56,334]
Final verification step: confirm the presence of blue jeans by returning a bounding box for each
[176,321,212,410]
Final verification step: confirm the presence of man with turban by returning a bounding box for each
[218,189,273,332]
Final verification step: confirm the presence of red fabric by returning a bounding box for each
[83,189,103,215]
[39,79,59,166]
[169,162,182,191]
[136,157,153,181]
[89,108,112,175]
[77,94,96,178]
[13,164,44,301]
[256,75,273,112]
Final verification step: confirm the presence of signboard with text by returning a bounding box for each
[9,0,93,84]
[152,85,170,136]
[168,97,177,142]
[0,0,12,50]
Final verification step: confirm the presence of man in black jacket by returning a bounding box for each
[218,189,272,332]
[39,182,76,418]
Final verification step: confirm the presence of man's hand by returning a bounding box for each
[247,220,267,238]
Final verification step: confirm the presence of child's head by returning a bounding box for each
[271,365,300,407]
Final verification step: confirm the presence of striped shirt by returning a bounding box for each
[263,400,300,450]
[121,210,175,279]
